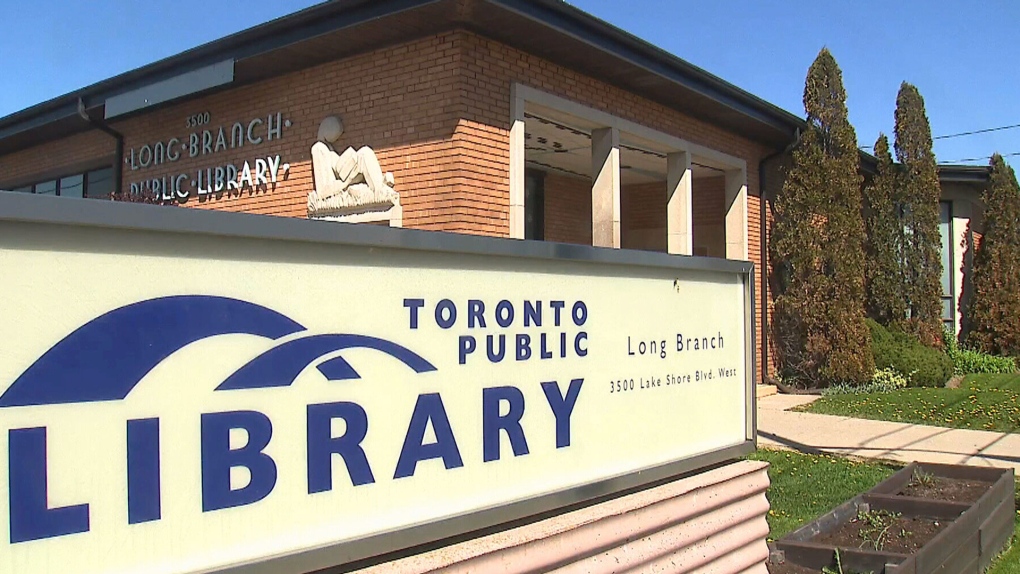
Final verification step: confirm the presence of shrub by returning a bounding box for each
[823,367,909,396]
[867,319,952,387]
[894,83,944,347]
[943,326,1016,375]
[770,48,872,388]
[965,155,1020,356]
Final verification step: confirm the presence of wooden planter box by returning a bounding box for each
[770,463,1014,574]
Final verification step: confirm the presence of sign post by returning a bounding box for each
[0,192,755,574]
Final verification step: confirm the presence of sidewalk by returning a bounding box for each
[757,394,1020,471]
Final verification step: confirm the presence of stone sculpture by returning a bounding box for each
[308,116,400,220]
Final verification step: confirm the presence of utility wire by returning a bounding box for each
[939,151,1020,164]
[860,122,1020,150]
[934,123,1020,140]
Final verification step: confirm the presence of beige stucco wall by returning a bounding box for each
[350,460,771,574]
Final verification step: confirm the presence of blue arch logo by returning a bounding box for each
[0,295,437,408]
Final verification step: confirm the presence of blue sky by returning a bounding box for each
[2,0,1017,165]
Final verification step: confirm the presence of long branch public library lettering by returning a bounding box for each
[0,1,991,572]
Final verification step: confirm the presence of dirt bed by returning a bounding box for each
[815,513,949,555]
[898,476,992,504]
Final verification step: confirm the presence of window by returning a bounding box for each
[59,174,84,198]
[35,180,57,195]
[10,167,114,198]
[86,168,114,199]
[939,201,955,332]
[524,169,545,240]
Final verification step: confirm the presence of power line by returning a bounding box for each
[939,151,1020,164]
[859,122,1020,150]
[934,123,1020,140]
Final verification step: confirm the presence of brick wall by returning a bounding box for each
[454,32,772,379]
[0,130,115,188]
[0,29,776,379]
[692,176,726,258]
[543,172,592,245]
[621,181,666,251]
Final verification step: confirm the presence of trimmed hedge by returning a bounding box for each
[867,319,952,387]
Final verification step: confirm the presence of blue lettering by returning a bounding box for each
[459,335,477,365]
[307,402,374,493]
[404,298,425,329]
[201,411,277,512]
[495,300,514,328]
[127,418,161,524]
[487,334,506,362]
[572,301,588,326]
[435,299,457,329]
[575,332,588,357]
[524,300,542,326]
[540,333,553,359]
[516,334,532,361]
[8,427,89,543]
[541,379,584,448]
[482,387,529,462]
[550,301,565,326]
[394,394,463,479]
[468,300,486,328]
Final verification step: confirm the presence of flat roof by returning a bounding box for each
[0,0,805,156]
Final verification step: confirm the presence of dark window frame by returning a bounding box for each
[10,166,115,199]
[524,168,546,241]
[940,200,955,332]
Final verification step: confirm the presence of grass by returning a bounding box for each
[751,448,1020,573]
[746,449,898,539]
[800,373,1020,433]
[987,481,1020,574]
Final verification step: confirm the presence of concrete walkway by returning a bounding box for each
[757,394,1020,471]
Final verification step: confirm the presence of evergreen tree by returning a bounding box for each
[965,155,1020,356]
[863,134,907,324]
[893,83,943,346]
[771,48,874,387]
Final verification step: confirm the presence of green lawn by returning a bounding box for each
[749,448,1019,573]
[987,480,1020,574]
[799,373,1020,433]
[746,449,899,539]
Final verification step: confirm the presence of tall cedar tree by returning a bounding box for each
[965,155,1020,356]
[863,134,907,324]
[893,83,943,346]
[771,48,874,387]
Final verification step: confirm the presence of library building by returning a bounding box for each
[0,1,994,572]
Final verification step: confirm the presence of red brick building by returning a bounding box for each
[0,0,989,382]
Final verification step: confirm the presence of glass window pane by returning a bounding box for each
[86,168,114,199]
[939,202,953,297]
[59,174,84,198]
[12,186,32,193]
[942,298,953,321]
[35,180,57,195]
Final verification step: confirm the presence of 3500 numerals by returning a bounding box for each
[185,112,211,128]
[609,379,635,393]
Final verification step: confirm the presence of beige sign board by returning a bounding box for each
[0,193,754,574]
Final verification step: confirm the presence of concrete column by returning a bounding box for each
[591,127,621,248]
[666,151,693,255]
[724,167,748,260]
[508,91,526,239]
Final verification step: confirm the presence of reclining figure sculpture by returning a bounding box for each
[308,116,399,218]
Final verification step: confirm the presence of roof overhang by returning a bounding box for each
[0,0,804,157]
